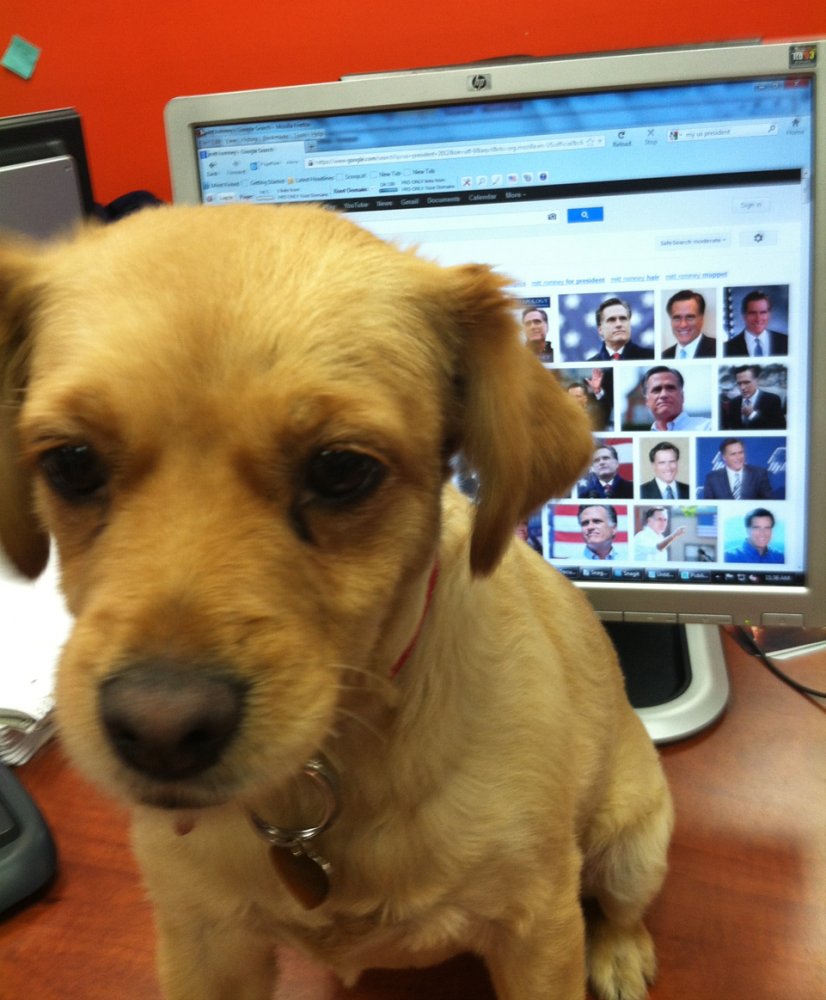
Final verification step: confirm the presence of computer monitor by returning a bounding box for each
[164,40,825,741]
[0,109,93,239]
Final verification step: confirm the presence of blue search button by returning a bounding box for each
[567,207,604,223]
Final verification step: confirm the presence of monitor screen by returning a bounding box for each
[166,41,825,628]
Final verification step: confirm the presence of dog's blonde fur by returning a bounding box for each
[0,205,672,1000]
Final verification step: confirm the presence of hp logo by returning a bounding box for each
[468,74,491,92]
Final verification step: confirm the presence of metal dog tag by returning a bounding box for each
[251,756,339,911]
[269,840,331,910]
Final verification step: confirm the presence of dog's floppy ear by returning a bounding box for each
[0,243,50,578]
[436,263,593,577]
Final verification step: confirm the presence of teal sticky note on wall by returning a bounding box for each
[1,35,42,80]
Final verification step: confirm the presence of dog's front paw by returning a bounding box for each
[586,917,656,1000]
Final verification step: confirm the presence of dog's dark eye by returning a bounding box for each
[306,449,385,503]
[40,444,108,501]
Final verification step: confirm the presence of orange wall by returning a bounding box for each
[2,0,825,205]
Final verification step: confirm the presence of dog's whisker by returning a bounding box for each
[335,663,398,698]
[332,705,388,745]
[333,662,380,682]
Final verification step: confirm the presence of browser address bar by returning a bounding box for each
[305,135,605,169]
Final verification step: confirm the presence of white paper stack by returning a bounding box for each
[0,550,72,764]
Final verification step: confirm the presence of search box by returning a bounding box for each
[668,122,779,142]
[363,210,563,234]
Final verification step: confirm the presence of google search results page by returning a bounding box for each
[195,77,813,587]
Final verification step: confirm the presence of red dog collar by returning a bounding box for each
[389,557,439,678]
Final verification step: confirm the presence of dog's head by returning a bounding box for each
[0,205,590,808]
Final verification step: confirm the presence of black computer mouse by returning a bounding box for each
[0,763,57,916]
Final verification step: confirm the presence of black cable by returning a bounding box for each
[737,627,826,699]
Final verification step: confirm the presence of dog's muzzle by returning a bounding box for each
[99,664,247,782]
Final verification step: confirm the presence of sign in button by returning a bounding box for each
[732,198,770,213]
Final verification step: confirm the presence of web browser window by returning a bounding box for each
[194,76,813,589]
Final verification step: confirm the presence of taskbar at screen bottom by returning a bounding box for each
[555,566,803,585]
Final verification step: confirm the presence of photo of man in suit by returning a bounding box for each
[703,438,775,500]
[578,442,634,499]
[640,442,690,499]
[522,306,554,362]
[720,365,786,430]
[587,297,655,362]
[723,290,788,357]
[662,290,716,359]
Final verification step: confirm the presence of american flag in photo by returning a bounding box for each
[696,509,718,539]
[542,502,554,560]
[606,437,633,475]
[547,504,629,559]
[767,447,786,475]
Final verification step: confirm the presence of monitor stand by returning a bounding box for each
[603,622,730,744]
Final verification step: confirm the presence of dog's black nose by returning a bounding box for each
[99,666,246,781]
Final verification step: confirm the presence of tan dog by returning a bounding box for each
[0,205,672,1000]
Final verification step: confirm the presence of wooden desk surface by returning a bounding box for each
[1,630,824,1000]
